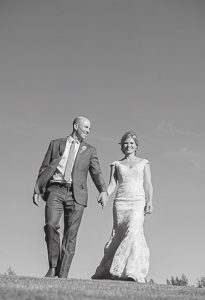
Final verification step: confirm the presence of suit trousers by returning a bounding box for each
[44,184,84,277]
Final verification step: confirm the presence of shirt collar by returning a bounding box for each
[67,135,80,144]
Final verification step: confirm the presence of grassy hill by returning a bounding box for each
[0,275,205,300]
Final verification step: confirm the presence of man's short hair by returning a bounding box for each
[72,116,90,128]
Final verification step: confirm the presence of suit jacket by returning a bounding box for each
[34,137,106,206]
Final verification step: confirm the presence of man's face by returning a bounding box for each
[75,118,91,141]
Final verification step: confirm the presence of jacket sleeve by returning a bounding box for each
[37,141,53,178]
[89,147,107,193]
[33,141,53,195]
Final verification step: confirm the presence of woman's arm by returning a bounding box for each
[144,163,153,214]
[97,164,117,208]
[107,165,118,197]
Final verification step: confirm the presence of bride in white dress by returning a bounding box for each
[92,131,153,283]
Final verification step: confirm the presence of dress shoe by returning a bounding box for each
[58,274,68,279]
[45,267,56,278]
[126,277,136,282]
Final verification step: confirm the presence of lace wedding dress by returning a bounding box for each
[92,159,150,283]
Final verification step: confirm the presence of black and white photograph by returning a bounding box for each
[0,1,205,299]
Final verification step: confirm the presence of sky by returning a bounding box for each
[0,0,205,285]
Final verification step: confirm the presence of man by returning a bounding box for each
[33,116,108,278]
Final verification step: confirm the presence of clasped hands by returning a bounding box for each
[97,191,109,209]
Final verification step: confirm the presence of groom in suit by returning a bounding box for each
[33,116,108,278]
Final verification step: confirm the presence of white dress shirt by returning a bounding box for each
[52,136,80,183]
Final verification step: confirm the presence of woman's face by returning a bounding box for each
[122,137,138,155]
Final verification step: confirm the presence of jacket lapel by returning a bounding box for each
[73,141,86,168]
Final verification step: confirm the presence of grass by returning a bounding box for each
[0,275,205,300]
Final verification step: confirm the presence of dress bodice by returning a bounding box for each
[111,159,149,201]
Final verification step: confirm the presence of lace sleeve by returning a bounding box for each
[144,159,150,165]
[110,161,117,167]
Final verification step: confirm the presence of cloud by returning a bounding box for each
[165,148,205,171]
[157,122,201,137]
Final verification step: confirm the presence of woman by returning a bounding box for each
[92,131,153,283]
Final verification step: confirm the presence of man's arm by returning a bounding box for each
[97,164,117,208]
[37,141,53,177]
[89,147,109,208]
[89,147,107,192]
[33,141,53,203]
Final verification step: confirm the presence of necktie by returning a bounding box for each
[64,141,76,182]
